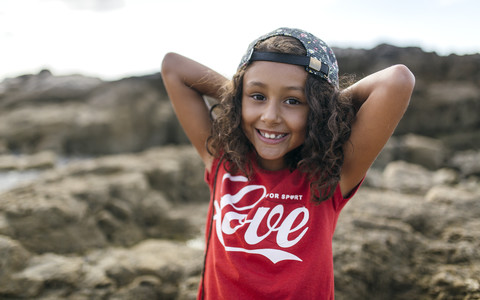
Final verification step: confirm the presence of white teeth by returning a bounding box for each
[260,131,286,140]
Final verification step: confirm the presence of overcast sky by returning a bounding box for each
[1,0,479,81]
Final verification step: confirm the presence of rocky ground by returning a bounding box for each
[0,45,479,299]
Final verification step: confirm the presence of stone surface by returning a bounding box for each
[383,160,436,193]
[0,151,56,171]
[1,45,479,299]
[0,71,188,155]
[449,150,480,177]
[1,45,479,156]
[334,183,480,300]
[373,134,451,170]
[0,146,208,254]
[0,239,202,299]
[335,45,480,150]
[1,146,479,299]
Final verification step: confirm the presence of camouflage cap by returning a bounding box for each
[238,27,339,88]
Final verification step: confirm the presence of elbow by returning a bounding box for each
[392,64,416,91]
[390,64,415,107]
[161,52,179,77]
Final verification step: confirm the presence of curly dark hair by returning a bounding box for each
[207,36,357,203]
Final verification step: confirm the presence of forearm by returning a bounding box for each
[161,52,227,100]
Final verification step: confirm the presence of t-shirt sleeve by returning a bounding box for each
[332,177,365,212]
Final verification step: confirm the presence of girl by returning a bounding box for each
[161,28,415,299]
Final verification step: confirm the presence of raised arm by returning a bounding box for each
[161,53,228,171]
[340,64,415,196]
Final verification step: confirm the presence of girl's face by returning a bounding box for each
[241,61,309,171]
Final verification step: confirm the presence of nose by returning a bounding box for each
[260,101,281,125]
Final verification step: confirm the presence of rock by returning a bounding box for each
[0,44,478,299]
[78,263,115,294]
[1,147,479,299]
[62,75,188,154]
[109,275,165,300]
[336,45,480,148]
[0,213,13,235]
[0,72,187,155]
[333,186,480,299]
[449,150,480,177]
[0,140,8,154]
[399,83,480,137]
[371,137,401,169]
[333,189,424,299]
[0,69,102,109]
[99,240,203,299]
[0,146,207,254]
[12,253,84,297]
[397,134,449,170]
[0,235,32,295]
[363,168,384,189]
[0,239,202,299]
[425,185,477,205]
[86,239,202,300]
[1,180,106,254]
[439,129,480,152]
[382,161,460,194]
[1,46,479,156]
[431,168,458,186]
[383,161,435,193]
[428,267,480,300]
[0,151,57,171]
[373,134,450,170]
[95,239,203,300]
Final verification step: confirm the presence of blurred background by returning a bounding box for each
[1,0,479,81]
[0,1,479,299]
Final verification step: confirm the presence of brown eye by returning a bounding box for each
[285,98,301,105]
[252,94,266,101]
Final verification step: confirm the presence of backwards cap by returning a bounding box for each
[238,27,339,88]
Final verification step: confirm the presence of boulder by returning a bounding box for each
[1,145,479,299]
[382,161,457,194]
[1,46,479,156]
[12,253,84,298]
[398,81,480,139]
[0,44,479,299]
[0,146,208,254]
[0,239,202,300]
[0,71,188,155]
[335,44,480,85]
[89,239,203,300]
[0,69,102,109]
[0,151,56,171]
[449,150,480,177]
[0,235,32,295]
[62,75,188,154]
[398,134,449,170]
[373,134,450,170]
[333,182,480,300]
[336,45,480,149]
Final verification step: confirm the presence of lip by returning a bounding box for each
[256,129,289,145]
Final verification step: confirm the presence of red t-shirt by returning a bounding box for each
[199,157,362,300]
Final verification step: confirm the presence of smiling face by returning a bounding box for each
[241,61,309,171]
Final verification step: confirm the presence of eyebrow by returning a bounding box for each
[245,81,305,92]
